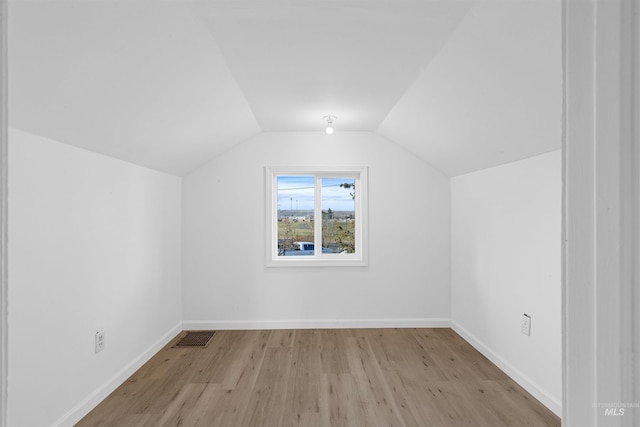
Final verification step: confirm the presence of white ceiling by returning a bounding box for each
[378,0,561,176]
[8,0,561,176]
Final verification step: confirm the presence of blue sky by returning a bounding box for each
[277,176,355,211]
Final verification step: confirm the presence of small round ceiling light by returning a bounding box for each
[323,115,337,134]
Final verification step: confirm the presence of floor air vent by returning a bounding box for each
[174,331,215,348]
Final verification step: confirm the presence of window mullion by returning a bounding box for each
[314,175,322,257]
[272,173,279,259]
[354,176,360,255]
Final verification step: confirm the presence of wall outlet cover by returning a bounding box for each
[95,330,105,353]
[521,314,531,336]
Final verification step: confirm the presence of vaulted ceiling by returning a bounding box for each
[8,0,561,176]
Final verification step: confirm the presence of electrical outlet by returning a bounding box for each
[521,314,531,336]
[95,330,105,354]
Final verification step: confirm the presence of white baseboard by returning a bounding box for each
[52,322,183,427]
[450,320,562,417]
[183,318,450,330]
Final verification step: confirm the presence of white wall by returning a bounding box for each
[182,131,450,328]
[450,150,561,415]
[7,129,183,427]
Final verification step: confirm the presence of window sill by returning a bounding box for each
[266,257,368,268]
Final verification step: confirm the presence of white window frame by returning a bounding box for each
[265,166,368,267]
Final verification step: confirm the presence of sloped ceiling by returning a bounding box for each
[8,0,561,176]
[377,0,561,176]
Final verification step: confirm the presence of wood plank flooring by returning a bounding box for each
[76,329,560,427]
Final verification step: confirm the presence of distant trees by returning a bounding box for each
[319,183,356,253]
[339,182,355,199]
[279,218,297,254]
[337,183,355,252]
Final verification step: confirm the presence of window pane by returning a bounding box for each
[277,176,314,256]
[321,178,356,254]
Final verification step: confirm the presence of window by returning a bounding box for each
[265,166,368,267]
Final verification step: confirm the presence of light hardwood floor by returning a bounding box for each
[77,328,560,427]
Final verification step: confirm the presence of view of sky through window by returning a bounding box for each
[276,176,357,256]
[267,167,367,265]
[277,176,356,212]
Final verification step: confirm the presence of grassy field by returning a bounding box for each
[278,219,355,252]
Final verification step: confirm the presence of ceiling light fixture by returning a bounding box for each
[323,115,337,134]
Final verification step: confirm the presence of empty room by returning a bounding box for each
[2,0,638,426]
